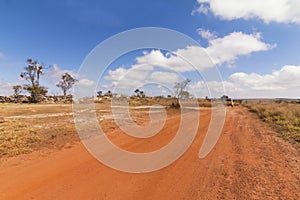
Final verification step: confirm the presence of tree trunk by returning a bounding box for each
[63,90,67,98]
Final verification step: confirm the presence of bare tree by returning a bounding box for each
[20,59,47,103]
[171,79,191,108]
[56,73,77,97]
[174,79,191,100]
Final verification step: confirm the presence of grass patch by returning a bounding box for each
[0,114,79,158]
[245,103,300,147]
[0,120,41,157]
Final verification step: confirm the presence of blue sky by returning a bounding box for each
[1,0,300,98]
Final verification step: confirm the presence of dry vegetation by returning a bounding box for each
[0,98,183,158]
[0,117,78,157]
[245,102,300,148]
[0,120,40,156]
[0,104,78,157]
[100,97,212,107]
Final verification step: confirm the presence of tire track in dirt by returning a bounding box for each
[199,107,300,200]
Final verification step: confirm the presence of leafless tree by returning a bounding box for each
[174,79,191,100]
[172,78,191,108]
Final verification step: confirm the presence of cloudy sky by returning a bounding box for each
[1,0,300,98]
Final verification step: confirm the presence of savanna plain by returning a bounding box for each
[0,98,299,199]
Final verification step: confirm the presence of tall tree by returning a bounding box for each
[174,79,191,100]
[56,73,77,97]
[172,79,191,108]
[20,59,47,103]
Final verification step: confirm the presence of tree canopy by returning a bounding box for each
[20,59,47,102]
[56,73,77,97]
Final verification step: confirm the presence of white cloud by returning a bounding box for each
[229,65,300,90]
[173,46,215,70]
[0,79,13,96]
[77,78,95,87]
[142,31,274,69]
[134,31,274,70]
[193,0,300,24]
[196,28,217,40]
[149,72,179,83]
[192,3,209,15]
[190,65,300,98]
[136,50,198,72]
[104,65,152,88]
[104,64,181,92]
[206,32,276,66]
[105,65,151,82]
[47,64,79,79]
[104,31,274,94]
[41,64,80,95]
[105,67,128,82]
[189,80,240,98]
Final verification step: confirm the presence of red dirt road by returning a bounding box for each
[0,107,299,199]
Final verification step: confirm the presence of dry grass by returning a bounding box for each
[128,97,177,107]
[0,120,41,156]
[112,97,212,107]
[0,104,79,158]
[197,99,212,107]
[245,102,300,147]
[0,117,79,157]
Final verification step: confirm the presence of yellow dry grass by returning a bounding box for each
[245,102,300,147]
[0,120,40,156]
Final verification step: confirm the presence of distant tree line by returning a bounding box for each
[10,59,201,104]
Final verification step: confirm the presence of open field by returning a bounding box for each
[0,97,211,157]
[0,102,181,158]
[0,102,299,199]
[0,104,78,157]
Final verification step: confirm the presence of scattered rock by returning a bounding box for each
[0,95,73,104]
